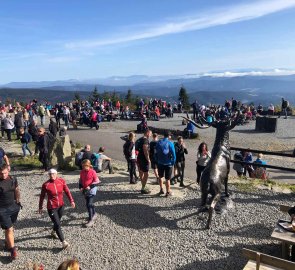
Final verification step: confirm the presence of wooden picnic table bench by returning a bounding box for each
[243,248,295,270]
[271,205,295,259]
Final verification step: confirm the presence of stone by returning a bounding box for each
[49,135,73,169]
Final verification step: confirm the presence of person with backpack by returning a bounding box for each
[171,136,188,187]
[136,129,152,194]
[19,127,32,157]
[92,147,114,174]
[28,120,39,155]
[279,98,289,119]
[123,132,138,184]
[155,131,176,197]
[36,128,55,171]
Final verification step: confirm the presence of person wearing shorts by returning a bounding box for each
[149,133,159,184]
[155,131,176,197]
[0,164,21,260]
[136,129,152,194]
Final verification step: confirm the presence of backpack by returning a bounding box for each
[25,132,32,143]
[75,151,84,166]
[45,132,55,151]
[283,100,289,108]
[156,139,172,165]
[123,141,132,159]
[91,153,101,170]
[135,138,143,152]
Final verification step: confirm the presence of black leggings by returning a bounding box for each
[86,195,95,221]
[48,206,64,242]
[196,164,206,184]
[128,159,137,182]
[172,161,185,184]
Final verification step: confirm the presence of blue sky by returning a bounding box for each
[1,0,295,83]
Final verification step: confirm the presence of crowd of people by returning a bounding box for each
[0,95,293,266]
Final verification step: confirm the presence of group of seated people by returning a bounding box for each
[233,151,267,179]
[75,144,114,174]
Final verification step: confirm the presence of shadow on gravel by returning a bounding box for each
[177,243,281,270]
[231,129,263,134]
[95,203,179,230]
[233,190,292,207]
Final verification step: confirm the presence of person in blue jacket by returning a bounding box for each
[155,131,176,197]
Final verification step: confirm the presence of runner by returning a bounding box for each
[38,168,75,249]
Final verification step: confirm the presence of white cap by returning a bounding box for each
[48,168,57,174]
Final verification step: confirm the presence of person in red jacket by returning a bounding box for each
[38,168,75,249]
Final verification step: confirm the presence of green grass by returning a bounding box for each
[11,155,42,169]
[231,178,295,193]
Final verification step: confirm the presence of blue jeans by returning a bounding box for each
[22,143,32,156]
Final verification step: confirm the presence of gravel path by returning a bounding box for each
[0,138,294,269]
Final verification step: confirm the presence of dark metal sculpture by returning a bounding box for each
[182,111,241,229]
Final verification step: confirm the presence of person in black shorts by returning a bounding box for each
[149,133,159,184]
[136,129,152,194]
[0,164,21,260]
[155,131,176,197]
[0,147,11,171]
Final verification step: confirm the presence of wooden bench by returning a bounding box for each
[243,248,295,270]
[271,205,295,259]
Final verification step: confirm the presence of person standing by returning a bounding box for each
[196,142,211,184]
[155,131,176,197]
[38,168,75,249]
[172,136,188,187]
[0,165,21,260]
[19,127,32,157]
[279,98,289,119]
[136,129,152,194]
[3,114,15,142]
[123,132,138,184]
[36,128,50,171]
[79,159,100,227]
[149,133,159,184]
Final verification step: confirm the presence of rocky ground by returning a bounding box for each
[0,132,294,269]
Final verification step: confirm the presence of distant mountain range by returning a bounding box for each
[1,69,295,105]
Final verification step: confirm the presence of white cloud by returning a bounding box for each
[45,56,81,63]
[65,0,295,49]
[201,69,295,77]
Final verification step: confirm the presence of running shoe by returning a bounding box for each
[158,189,165,195]
[85,219,95,227]
[62,241,70,250]
[10,246,17,260]
[141,189,151,194]
[165,192,173,197]
[51,230,58,239]
[92,213,98,221]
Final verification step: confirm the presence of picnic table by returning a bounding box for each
[270,205,295,259]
